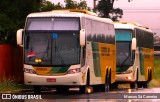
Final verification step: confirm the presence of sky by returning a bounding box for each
[114,0,160,36]
[48,0,160,36]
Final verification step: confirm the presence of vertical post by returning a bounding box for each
[93,0,96,9]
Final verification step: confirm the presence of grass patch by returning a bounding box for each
[0,77,20,92]
[149,59,160,87]
[0,77,33,93]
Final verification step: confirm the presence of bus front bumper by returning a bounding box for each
[24,72,83,86]
[115,73,134,83]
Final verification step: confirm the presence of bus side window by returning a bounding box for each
[81,46,86,67]
[25,35,30,49]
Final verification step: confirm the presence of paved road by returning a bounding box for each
[1,88,160,101]
[22,87,160,102]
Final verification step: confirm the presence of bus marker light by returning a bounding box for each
[127,76,132,80]
[87,88,91,94]
[86,86,93,94]
[128,89,131,93]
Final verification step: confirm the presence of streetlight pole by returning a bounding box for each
[93,0,97,9]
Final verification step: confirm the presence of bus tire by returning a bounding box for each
[130,83,136,89]
[110,82,118,89]
[79,86,87,94]
[104,70,111,92]
[56,87,69,93]
[143,70,151,88]
[143,82,149,88]
[79,70,90,94]
[137,82,143,88]
[149,70,152,82]
[130,69,138,89]
[33,85,41,94]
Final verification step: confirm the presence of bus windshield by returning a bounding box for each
[24,17,80,66]
[116,29,132,72]
[24,32,80,66]
[116,42,131,66]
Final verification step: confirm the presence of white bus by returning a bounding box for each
[114,22,154,89]
[17,9,116,93]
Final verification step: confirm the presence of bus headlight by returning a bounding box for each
[24,68,36,74]
[67,68,81,74]
[35,58,42,63]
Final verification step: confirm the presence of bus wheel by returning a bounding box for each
[79,86,87,94]
[131,69,138,89]
[130,83,136,89]
[79,70,90,94]
[143,70,151,88]
[143,82,149,88]
[56,87,69,93]
[137,82,142,88]
[110,83,118,89]
[33,85,41,94]
[104,71,110,92]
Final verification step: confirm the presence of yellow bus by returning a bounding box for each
[114,22,154,88]
[17,10,116,93]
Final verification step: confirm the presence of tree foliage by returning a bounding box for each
[40,1,63,11]
[109,8,123,21]
[65,0,90,10]
[154,34,160,45]
[0,0,42,44]
[0,0,90,44]
[96,0,115,18]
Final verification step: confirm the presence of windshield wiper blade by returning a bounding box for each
[54,39,65,65]
[120,54,130,67]
[41,38,49,58]
[56,47,65,65]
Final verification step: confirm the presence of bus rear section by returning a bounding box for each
[114,22,154,89]
[17,10,116,93]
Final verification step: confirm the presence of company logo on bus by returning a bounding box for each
[36,67,47,71]
[33,67,52,75]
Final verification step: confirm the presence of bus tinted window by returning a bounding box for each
[115,30,132,41]
[26,18,79,31]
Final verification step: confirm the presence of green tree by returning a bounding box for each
[65,0,77,9]
[109,8,123,21]
[0,0,91,44]
[96,0,115,18]
[154,33,160,45]
[65,0,90,10]
[40,1,63,11]
[0,0,42,44]
[77,0,90,10]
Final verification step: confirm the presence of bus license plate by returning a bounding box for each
[47,78,56,82]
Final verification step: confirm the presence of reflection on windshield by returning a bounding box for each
[24,32,80,66]
[116,42,131,66]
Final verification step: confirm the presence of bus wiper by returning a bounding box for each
[120,53,130,67]
[42,38,49,58]
[54,39,65,65]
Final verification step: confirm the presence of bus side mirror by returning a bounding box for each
[17,29,23,46]
[80,29,85,46]
[131,38,137,51]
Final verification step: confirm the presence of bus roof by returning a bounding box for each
[27,9,113,25]
[114,21,153,33]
